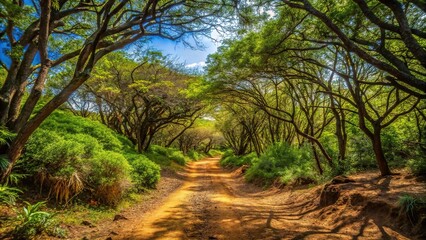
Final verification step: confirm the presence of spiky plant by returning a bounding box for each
[39,171,84,205]
[13,201,55,239]
[0,127,16,147]
[398,194,426,225]
[0,185,22,205]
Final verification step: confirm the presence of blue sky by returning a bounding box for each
[145,34,220,69]
[0,34,220,70]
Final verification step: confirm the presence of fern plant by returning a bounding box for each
[0,127,16,150]
[0,185,22,205]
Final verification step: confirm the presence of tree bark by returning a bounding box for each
[371,127,392,176]
[312,145,323,175]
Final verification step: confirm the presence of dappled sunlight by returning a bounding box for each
[118,158,417,239]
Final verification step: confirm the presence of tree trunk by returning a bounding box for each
[312,145,323,175]
[0,73,91,182]
[371,128,392,176]
[14,62,52,132]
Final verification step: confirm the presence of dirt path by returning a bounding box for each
[84,158,422,240]
[119,158,247,239]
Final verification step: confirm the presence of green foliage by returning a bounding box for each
[187,150,202,161]
[20,110,161,205]
[147,145,188,166]
[398,194,426,225]
[220,150,257,168]
[208,149,223,157]
[0,126,16,147]
[169,151,187,165]
[0,127,15,178]
[407,158,426,175]
[40,111,124,151]
[381,126,408,167]
[347,127,376,171]
[89,151,131,205]
[13,201,56,239]
[0,155,8,171]
[0,185,22,205]
[245,142,315,186]
[129,154,161,191]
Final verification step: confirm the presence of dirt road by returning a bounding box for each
[120,158,247,239]
[108,157,413,240]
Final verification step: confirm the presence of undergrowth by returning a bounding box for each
[13,201,66,239]
[20,111,160,205]
[220,150,257,168]
[146,145,189,166]
[245,142,315,186]
[398,194,426,225]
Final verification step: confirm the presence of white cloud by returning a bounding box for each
[185,61,207,68]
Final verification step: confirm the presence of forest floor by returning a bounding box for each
[65,157,426,240]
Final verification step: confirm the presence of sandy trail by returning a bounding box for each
[110,158,415,240]
[120,158,247,239]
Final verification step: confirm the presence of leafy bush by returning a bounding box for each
[347,130,376,171]
[39,111,125,151]
[220,151,257,168]
[147,145,188,166]
[245,142,314,186]
[168,150,187,165]
[407,158,426,175]
[129,155,161,191]
[187,150,201,160]
[19,111,135,205]
[208,149,223,157]
[13,201,56,239]
[89,151,131,205]
[23,130,88,203]
[0,126,16,147]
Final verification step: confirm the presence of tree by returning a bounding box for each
[206,6,422,175]
[0,0,235,180]
[83,52,204,152]
[282,0,426,97]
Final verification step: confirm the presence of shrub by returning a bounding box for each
[21,110,137,205]
[147,145,188,166]
[245,142,314,186]
[89,151,131,205]
[40,111,125,151]
[208,149,223,157]
[168,150,187,165]
[347,132,376,171]
[23,130,89,203]
[129,155,161,191]
[220,151,257,168]
[0,127,15,150]
[407,158,426,175]
[187,150,201,160]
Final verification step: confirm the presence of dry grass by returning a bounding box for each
[37,171,84,205]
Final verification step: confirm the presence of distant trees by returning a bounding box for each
[70,52,204,152]
[176,124,224,154]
